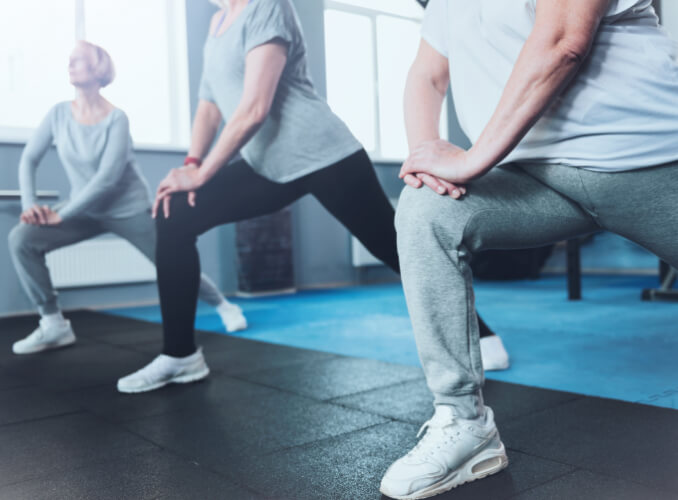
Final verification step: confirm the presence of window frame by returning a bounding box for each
[0,0,190,152]
[323,0,445,164]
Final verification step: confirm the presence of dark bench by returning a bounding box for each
[566,238,678,302]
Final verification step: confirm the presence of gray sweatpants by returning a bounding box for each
[395,162,678,419]
[8,210,225,315]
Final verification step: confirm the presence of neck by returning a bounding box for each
[74,86,104,112]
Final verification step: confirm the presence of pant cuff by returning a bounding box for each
[433,390,485,419]
[38,300,60,316]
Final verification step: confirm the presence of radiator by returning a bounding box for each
[45,237,156,288]
[352,197,399,267]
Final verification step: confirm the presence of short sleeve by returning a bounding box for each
[421,0,449,57]
[244,0,297,54]
[602,0,653,21]
[198,73,215,103]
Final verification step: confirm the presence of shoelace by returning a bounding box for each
[27,327,46,342]
[408,414,461,459]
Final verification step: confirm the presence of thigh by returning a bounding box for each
[305,150,395,234]
[156,160,307,237]
[10,217,103,254]
[101,210,157,262]
[397,164,599,253]
[580,162,678,267]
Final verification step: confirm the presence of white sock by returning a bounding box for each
[41,312,66,328]
[217,299,237,312]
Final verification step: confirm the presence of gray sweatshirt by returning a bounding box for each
[19,102,151,220]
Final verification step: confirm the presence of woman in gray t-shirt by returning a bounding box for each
[117,0,504,394]
[9,41,246,358]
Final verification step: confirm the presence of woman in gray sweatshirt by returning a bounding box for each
[9,40,246,356]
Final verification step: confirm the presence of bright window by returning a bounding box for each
[0,0,190,149]
[324,0,448,162]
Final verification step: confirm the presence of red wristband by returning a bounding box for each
[184,156,202,167]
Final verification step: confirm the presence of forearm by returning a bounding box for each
[57,176,115,219]
[197,106,265,184]
[466,36,587,179]
[187,42,286,186]
[187,100,222,160]
[404,67,446,151]
[19,111,53,210]
[19,156,39,210]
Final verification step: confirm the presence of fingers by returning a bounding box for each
[437,178,466,198]
[31,205,47,225]
[400,156,416,178]
[402,173,467,199]
[403,174,422,188]
[155,172,175,198]
[152,196,160,219]
[400,153,433,179]
[152,184,173,218]
[188,191,196,207]
[42,205,58,223]
[155,180,173,200]
[163,195,171,219]
[25,211,37,225]
[417,173,448,195]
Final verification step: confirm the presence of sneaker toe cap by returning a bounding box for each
[381,460,445,497]
[117,376,146,393]
[12,340,29,354]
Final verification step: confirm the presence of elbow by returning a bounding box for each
[552,34,592,67]
[408,63,448,98]
[19,155,36,172]
[242,101,270,128]
[202,102,223,129]
[249,106,269,128]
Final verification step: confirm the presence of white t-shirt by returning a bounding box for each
[422,0,678,171]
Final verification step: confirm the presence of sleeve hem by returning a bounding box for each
[422,32,448,58]
[244,32,292,55]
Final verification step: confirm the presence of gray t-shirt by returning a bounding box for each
[199,0,362,182]
[19,102,151,220]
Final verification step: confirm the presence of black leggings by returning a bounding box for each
[156,149,493,357]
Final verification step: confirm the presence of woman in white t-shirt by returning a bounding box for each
[380,1,678,498]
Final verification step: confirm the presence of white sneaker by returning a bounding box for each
[117,348,210,394]
[217,301,248,333]
[480,335,510,371]
[12,318,76,355]
[380,406,508,500]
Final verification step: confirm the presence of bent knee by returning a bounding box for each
[395,186,469,235]
[8,224,32,254]
[154,199,198,240]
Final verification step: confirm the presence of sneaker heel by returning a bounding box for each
[471,455,506,475]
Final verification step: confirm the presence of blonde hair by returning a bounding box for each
[77,40,116,87]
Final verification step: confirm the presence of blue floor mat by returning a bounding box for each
[105,275,678,410]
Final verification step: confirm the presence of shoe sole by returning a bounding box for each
[117,366,210,394]
[380,442,509,500]
[224,316,248,333]
[483,360,510,371]
[12,335,76,355]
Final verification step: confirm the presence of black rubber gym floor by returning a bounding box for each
[0,310,676,499]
